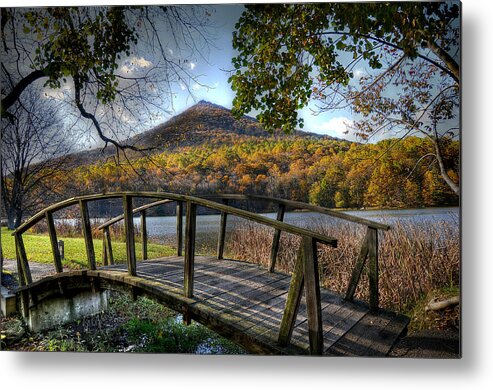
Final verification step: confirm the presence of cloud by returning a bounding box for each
[353,68,367,79]
[190,62,196,70]
[120,56,153,74]
[42,83,73,100]
[310,116,355,138]
[192,82,202,91]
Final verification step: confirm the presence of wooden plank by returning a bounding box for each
[201,276,290,318]
[291,299,368,351]
[200,270,288,305]
[140,209,148,260]
[345,227,371,301]
[79,199,96,270]
[14,233,32,286]
[184,202,197,297]
[365,312,409,356]
[269,203,285,272]
[102,233,108,266]
[302,237,323,355]
[103,227,114,265]
[122,195,137,276]
[176,201,183,256]
[326,311,392,356]
[192,266,271,301]
[217,199,228,260]
[184,258,262,301]
[278,241,305,346]
[368,227,379,311]
[45,211,63,273]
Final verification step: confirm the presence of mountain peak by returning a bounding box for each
[192,100,231,112]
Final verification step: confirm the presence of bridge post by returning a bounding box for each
[278,240,304,347]
[14,233,32,286]
[103,227,114,265]
[344,227,371,302]
[45,211,63,273]
[176,201,183,256]
[368,227,379,312]
[184,201,197,298]
[79,200,96,270]
[269,203,285,272]
[278,236,323,355]
[140,209,148,260]
[344,226,379,312]
[102,235,108,266]
[303,237,323,355]
[217,199,229,260]
[123,195,137,276]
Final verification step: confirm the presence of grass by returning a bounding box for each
[406,285,460,332]
[1,226,175,269]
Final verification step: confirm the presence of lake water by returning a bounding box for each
[129,207,459,249]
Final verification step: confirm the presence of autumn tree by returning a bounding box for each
[230,2,460,195]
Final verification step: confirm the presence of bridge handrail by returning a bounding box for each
[93,193,389,232]
[13,191,385,355]
[203,194,390,231]
[14,192,337,247]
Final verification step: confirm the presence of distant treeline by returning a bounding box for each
[47,135,458,214]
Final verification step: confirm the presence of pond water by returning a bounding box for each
[54,206,458,250]
[132,206,459,249]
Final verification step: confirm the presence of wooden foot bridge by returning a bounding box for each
[11,192,409,356]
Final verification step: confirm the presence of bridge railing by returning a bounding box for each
[12,191,389,355]
[202,194,390,312]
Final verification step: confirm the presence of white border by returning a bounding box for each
[2,1,492,389]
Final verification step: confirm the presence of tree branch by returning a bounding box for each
[1,67,51,118]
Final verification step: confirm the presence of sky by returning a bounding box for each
[139,4,362,141]
[168,4,358,139]
[147,3,459,143]
[7,1,459,148]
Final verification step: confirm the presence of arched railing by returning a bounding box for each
[12,192,389,355]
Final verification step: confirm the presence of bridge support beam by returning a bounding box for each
[278,236,323,355]
[217,199,229,260]
[184,202,197,298]
[269,203,285,272]
[123,195,137,276]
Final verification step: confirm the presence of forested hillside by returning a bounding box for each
[20,101,458,216]
[55,135,458,212]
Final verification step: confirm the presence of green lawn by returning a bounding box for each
[1,227,175,269]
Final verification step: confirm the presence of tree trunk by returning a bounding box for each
[433,138,460,196]
[6,208,16,230]
[427,40,460,84]
[14,208,23,229]
[5,206,22,230]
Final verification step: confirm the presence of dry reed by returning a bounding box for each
[226,216,459,312]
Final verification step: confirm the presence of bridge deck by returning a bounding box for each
[89,256,408,356]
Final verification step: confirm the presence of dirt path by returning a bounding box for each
[2,258,55,284]
[389,329,460,358]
